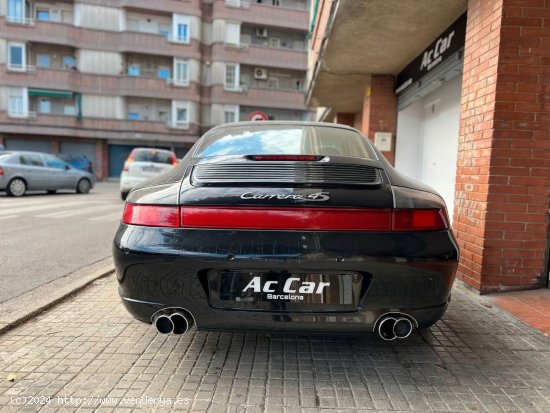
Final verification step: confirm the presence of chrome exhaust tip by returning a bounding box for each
[154,314,174,334]
[378,317,397,341]
[393,318,413,339]
[170,312,194,335]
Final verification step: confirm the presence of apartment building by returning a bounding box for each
[0,0,310,177]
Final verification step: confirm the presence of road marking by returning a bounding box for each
[38,204,121,219]
[0,201,107,216]
[88,212,123,222]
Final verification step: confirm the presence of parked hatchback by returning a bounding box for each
[0,151,95,197]
[119,148,178,200]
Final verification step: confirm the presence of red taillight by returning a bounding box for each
[0,166,3,176]
[171,154,178,166]
[392,209,448,231]
[180,207,392,231]
[251,155,320,161]
[122,204,180,227]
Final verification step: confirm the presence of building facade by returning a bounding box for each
[0,0,311,177]
[308,0,549,293]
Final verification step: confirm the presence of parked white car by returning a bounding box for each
[119,148,178,200]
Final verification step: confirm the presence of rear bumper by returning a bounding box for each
[113,225,458,333]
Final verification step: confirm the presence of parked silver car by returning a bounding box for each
[0,151,95,197]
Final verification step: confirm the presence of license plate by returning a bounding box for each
[142,165,160,173]
[207,270,368,312]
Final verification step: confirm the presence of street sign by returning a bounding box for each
[248,111,268,121]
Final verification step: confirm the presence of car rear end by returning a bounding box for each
[119,148,178,199]
[113,123,458,339]
[0,152,14,192]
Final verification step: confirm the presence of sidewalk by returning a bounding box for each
[1,275,550,412]
[488,289,550,337]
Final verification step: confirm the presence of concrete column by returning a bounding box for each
[454,0,550,292]
[360,75,397,164]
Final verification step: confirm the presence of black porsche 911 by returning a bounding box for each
[113,122,459,340]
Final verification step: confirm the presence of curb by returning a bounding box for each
[0,257,115,336]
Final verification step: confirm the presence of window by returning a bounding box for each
[64,106,76,115]
[63,56,76,69]
[171,101,190,128]
[62,10,73,23]
[224,105,239,123]
[172,15,190,43]
[8,43,25,71]
[176,108,187,124]
[225,22,240,46]
[174,59,189,86]
[128,65,140,76]
[269,37,280,48]
[195,125,376,159]
[20,154,44,167]
[8,88,25,116]
[128,112,140,120]
[36,9,49,21]
[37,54,50,68]
[158,23,170,36]
[43,154,67,170]
[158,67,170,79]
[39,98,51,113]
[224,63,239,91]
[268,77,279,89]
[8,0,24,22]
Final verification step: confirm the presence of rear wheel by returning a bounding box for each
[121,191,128,201]
[7,178,26,197]
[76,178,91,194]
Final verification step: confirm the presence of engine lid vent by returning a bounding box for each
[191,163,382,187]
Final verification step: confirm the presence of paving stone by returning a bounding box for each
[1,277,550,412]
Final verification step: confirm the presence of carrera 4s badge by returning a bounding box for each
[240,192,330,201]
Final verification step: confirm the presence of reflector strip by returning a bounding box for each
[392,209,448,231]
[180,206,392,231]
[122,204,180,227]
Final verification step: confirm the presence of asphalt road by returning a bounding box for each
[0,182,122,304]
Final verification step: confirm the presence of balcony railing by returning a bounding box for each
[225,0,307,11]
[167,120,190,129]
[8,111,37,118]
[225,0,250,8]
[166,78,190,87]
[7,64,36,73]
[6,16,34,25]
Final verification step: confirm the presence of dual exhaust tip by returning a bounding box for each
[377,315,414,341]
[153,310,194,335]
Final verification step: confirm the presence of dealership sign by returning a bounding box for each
[396,13,466,95]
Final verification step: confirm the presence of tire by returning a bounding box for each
[76,178,91,194]
[47,190,56,194]
[120,191,128,201]
[7,178,27,197]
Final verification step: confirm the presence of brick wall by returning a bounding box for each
[360,75,397,165]
[455,0,550,292]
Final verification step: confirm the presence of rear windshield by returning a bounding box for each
[133,149,174,164]
[194,125,375,159]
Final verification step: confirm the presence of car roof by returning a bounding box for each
[210,120,358,132]
[2,150,51,156]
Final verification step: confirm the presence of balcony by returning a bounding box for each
[213,0,309,31]
[0,17,201,58]
[0,112,200,142]
[0,65,201,101]
[119,0,201,16]
[212,43,307,71]
[206,84,307,110]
